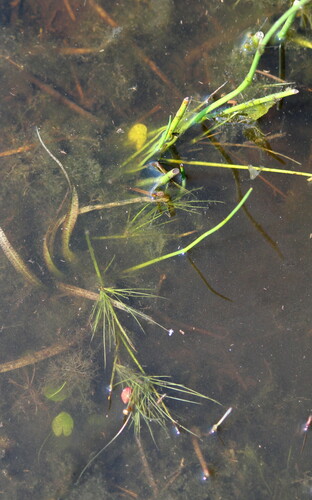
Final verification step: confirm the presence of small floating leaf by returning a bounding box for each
[128,123,147,151]
[52,411,74,437]
[43,382,68,402]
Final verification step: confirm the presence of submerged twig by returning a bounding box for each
[63,0,76,21]
[191,432,212,480]
[0,226,43,287]
[61,186,79,263]
[160,458,185,493]
[4,57,100,124]
[0,340,75,373]
[135,434,159,498]
[88,0,181,97]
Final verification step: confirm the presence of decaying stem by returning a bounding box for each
[135,434,159,498]
[0,341,75,373]
[0,226,43,287]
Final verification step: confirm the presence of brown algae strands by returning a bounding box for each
[0,226,43,287]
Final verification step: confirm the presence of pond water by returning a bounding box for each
[0,1,312,499]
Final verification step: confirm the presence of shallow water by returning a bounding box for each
[0,1,312,499]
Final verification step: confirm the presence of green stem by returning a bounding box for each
[159,97,190,150]
[163,159,312,178]
[276,4,297,42]
[124,188,253,272]
[191,0,310,123]
[150,168,180,194]
[218,88,298,117]
[115,318,145,374]
[85,230,104,286]
[162,0,311,149]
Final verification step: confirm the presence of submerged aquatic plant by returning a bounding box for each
[85,231,167,375]
[52,411,74,437]
[76,362,219,482]
[0,4,311,494]
[122,0,312,182]
[0,226,43,287]
[79,231,222,479]
[114,364,219,437]
[43,348,96,405]
[124,188,253,272]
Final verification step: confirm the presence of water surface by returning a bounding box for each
[0,1,311,498]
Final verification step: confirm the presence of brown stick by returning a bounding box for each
[63,0,76,21]
[191,433,211,480]
[57,282,99,301]
[115,485,138,498]
[135,434,159,498]
[0,143,37,158]
[0,226,43,287]
[0,341,75,373]
[130,43,181,97]
[5,57,101,124]
[88,0,118,27]
[58,47,104,55]
[88,0,181,98]
[161,458,185,492]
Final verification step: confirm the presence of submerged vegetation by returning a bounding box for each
[0,0,311,497]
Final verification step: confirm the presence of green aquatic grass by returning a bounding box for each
[121,1,311,170]
[92,189,222,241]
[114,364,220,437]
[85,231,168,370]
[93,202,172,240]
[179,0,311,131]
[77,359,220,482]
[124,188,253,273]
